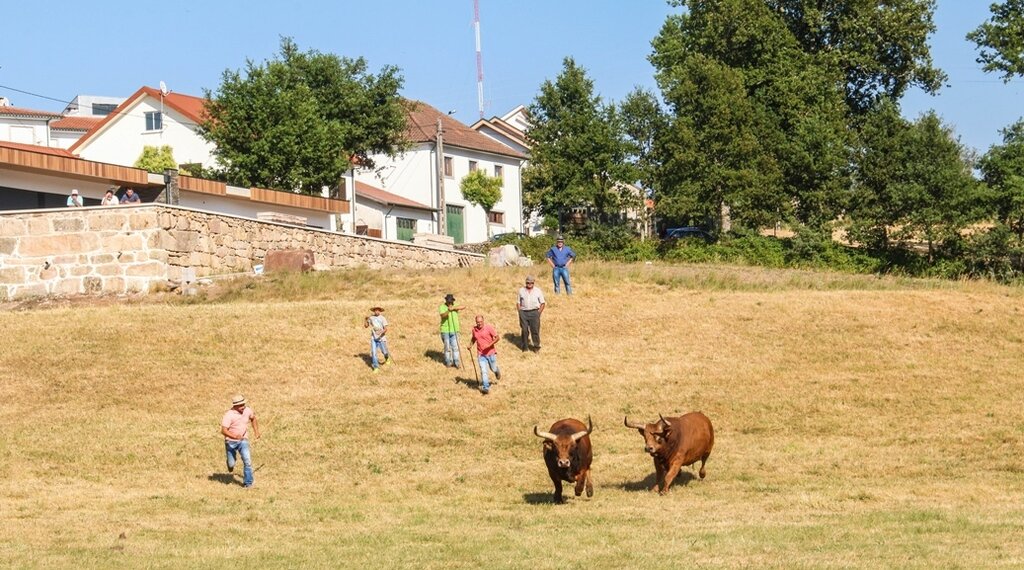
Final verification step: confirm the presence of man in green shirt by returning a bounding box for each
[439,293,465,368]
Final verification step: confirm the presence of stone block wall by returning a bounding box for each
[0,205,481,300]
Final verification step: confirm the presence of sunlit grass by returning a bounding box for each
[1,262,1023,568]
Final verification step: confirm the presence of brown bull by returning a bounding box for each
[624,412,714,495]
[533,416,594,503]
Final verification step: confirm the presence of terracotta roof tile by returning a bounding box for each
[50,116,103,131]
[355,180,434,211]
[403,101,525,159]
[0,140,75,157]
[0,106,62,119]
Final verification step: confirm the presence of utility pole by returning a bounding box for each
[436,117,447,235]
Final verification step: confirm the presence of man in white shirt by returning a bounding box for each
[516,275,545,352]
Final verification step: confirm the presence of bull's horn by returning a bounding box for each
[533,426,557,441]
[624,416,645,429]
[659,413,669,425]
[571,416,592,442]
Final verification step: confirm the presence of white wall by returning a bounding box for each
[178,192,334,230]
[0,117,49,146]
[0,167,115,202]
[50,130,84,149]
[75,96,216,170]
[357,143,523,243]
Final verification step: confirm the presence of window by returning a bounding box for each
[494,164,503,179]
[469,160,478,172]
[487,211,505,224]
[92,103,117,116]
[443,156,453,177]
[145,111,163,131]
[396,217,416,242]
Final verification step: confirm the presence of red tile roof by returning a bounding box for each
[69,86,209,153]
[404,101,525,159]
[50,116,103,131]
[0,106,62,119]
[0,140,75,157]
[355,181,434,211]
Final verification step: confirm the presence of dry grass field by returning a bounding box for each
[2,262,1023,568]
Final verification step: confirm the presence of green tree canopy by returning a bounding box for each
[201,37,407,195]
[968,0,1024,81]
[134,145,178,174]
[762,0,946,113]
[849,104,985,258]
[649,0,851,230]
[460,170,503,235]
[523,57,636,230]
[979,119,1024,236]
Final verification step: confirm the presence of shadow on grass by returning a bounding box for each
[353,353,374,369]
[523,492,554,505]
[207,473,241,486]
[616,471,697,492]
[502,332,525,350]
[423,349,447,365]
[454,376,485,393]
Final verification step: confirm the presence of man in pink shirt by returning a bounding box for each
[468,314,501,395]
[221,394,261,488]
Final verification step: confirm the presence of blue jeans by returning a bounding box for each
[441,332,461,367]
[478,354,499,390]
[225,439,253,487]
[552,266,572,294]
[370,336,389,369]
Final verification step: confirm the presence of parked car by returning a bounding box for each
[663,227,716,243]
[490,232,529,241]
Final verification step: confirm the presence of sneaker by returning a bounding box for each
[227,465,234,473]
[494,370,502,381]
[480,387,490,395]
[372,368,380,374]
[384,357,392,366]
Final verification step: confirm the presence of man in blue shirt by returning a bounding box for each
[545,236,577,295]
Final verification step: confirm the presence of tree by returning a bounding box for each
[849,104,985,259]
[134,145,178,173]
[650,0,850,230]
[763,0,946,113]
[202,37,407,195]
[968,0,1024,81]
[460,170,503,236]
[979,120,1024,237]
[523,57,636,231]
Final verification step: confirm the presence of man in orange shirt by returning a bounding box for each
[221,394,261,488]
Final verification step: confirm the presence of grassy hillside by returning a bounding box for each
[2,262,1023,568]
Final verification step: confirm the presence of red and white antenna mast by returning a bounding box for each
[473,0,485,119]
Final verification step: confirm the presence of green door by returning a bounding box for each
[446,205,464,244]
[396,217,415,242]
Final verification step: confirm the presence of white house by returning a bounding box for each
[0,101,60,147]
[70,86,216,171]
[471,105,531,157]
[0,140,345,228]
[354,101,526,244]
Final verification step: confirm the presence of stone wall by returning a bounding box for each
[0,205,482,300]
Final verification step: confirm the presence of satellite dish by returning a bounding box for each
[159,81,169,96]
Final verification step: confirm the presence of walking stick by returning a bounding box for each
[454,332,465,369]
[469,343,480,385]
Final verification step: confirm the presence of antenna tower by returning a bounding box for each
[474,0,484,119]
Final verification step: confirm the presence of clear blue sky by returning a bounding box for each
[1,1,1019,153]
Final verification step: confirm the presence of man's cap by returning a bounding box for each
[71,189,79,195]
[444,293,455,303]
[231,394,246,407]
[556,235,564,242]
[370,305,384,311]
[525,276,535,283]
